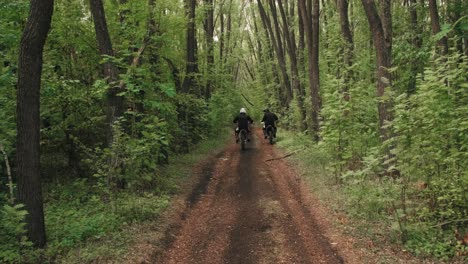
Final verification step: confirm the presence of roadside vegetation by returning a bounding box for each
[1,0,467,263]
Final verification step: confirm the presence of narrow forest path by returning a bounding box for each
[151,128,344,264]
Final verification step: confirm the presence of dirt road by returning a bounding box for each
[156,128,343,263]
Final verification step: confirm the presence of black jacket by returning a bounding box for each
[261,112,278,127]
[233,113,253,130]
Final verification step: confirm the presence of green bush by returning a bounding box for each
[0,203,33,264]
[45,197,121,255]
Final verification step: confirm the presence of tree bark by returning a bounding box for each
[267,0,292,105]
[220,12,225,63]
[182,0,199,94]
[449,0,464,56]
[298,0,321,140]
[257,0,283,105]
[278,0,307,130]
[407,0,423,94]
[16,0,54,248]
[254,0,281,99]
[257,0,290,107]
[203,0,215,99]
[90,0,123,147]
[428,0,449,55]
[361,0,393,142]
[338,0,354,99]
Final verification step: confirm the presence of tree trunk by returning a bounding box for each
[204,0,215,99]
[338,0,354,99]
[298,0,321,140]
[267,0,292,105]
[428,0,449,55]
[220,12,225,63]
[255,0,281,100]
[182,0,199,94]
[361,0,393,142]
[225,0,233,64]
[278,0,307,130]
[449,0,464,56]
[257,0,283,105]
[16,0,54,248]
[90,0,123,147]
[407,0,423,94]
[257,0,290,107]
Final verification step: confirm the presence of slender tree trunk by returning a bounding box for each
[267,0,292,105]
[204,0,215,99]
[16,0,54,248]
[90,0,123,147]
[225,0,233,64]
[428,0,449,55]
[338,0,354,99]
[220,12,225,63]
[298,2,306,75]
[361,0,393,143]
[465,38,468,57]
[258,0,290,107]
[255,0,281,100]
[449,0,464,56]
[298,0,321,140]
[407,0,423,94]
[278,0,307,130]
[182,0,199,94]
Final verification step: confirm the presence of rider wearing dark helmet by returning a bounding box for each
[233,108,253,143]
[261,108,278,139]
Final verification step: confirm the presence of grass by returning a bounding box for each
[275,131,346,212]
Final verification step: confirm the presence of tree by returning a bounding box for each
[203,0,215,99]
[428,0,449,55]
[338,0,354,98]
[182,0,199,94]
[277,0,307,130]
[298,0,321,140]
[257,0,291,107]
[16,0,54,247]
[361,0,393,143]
[90,0,123,147]
[407,0,423,94]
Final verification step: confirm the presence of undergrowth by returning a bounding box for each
[276,130,466,263]
[35,130,229,263]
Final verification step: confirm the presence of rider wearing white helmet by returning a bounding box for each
[233,108,253,143]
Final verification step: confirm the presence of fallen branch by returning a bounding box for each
[431,219,468,228]
[264,148,305,162]
[241,93,254,106]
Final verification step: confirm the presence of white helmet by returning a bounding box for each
[240,108,246,114]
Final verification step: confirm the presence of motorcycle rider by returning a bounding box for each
[233,108,253,143]
[261,108,278,139]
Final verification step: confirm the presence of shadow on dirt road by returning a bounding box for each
[156,128,343,264]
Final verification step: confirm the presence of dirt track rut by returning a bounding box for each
[157,128,343,264]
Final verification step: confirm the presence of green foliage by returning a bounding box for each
[0,204,33,264]
[172,93,210,152]
[85,115,169,190]
[320,75,379,175]
[389,53,468,258]
[405,224,466,260]
[44,179,170,258]
[207,88,243,132]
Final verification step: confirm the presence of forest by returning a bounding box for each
[0,0,467,262]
